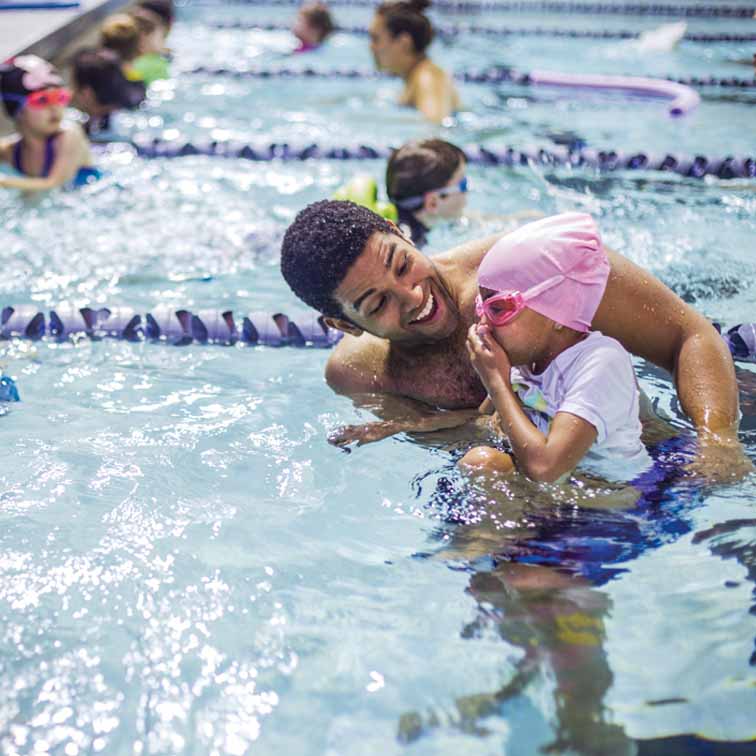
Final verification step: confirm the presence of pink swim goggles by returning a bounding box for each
[475,291,527,326]
[475,273,565,326]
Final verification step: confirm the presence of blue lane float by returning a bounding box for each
[192,0,756,17]
[210,20,756,44]
[120,138,756,180]
[187,65,700,117]
[0,305,340,347]
[2,305,756,363]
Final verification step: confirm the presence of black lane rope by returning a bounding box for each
[210,20,756,44]
[191,0,756,18]
[116,138,756,180]
[185,64,756,91]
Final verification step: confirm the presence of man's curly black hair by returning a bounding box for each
[281,200,395,318]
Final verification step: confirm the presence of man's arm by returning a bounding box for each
[596,248,739,435]
[325,334,482,447]
[325,332,391,396]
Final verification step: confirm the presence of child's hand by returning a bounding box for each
[466,324,512,395]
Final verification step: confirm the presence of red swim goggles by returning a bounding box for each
[25,87,72,109]
[475,291,527,326]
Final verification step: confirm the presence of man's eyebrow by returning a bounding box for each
[385,243,395,270]
[352,288,376,313]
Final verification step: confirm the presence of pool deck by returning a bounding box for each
[0,0,128,61]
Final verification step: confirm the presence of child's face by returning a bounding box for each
[19,96,65,137]
[477,286,554,365]
[139,23,167,55]
[293,11,318,46]
[427,160,468,220]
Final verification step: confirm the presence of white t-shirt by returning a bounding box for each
[509,331,651,479]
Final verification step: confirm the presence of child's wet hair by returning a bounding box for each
[300,2,335,43]
[386,139,465,206]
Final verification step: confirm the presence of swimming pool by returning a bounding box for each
[0,3,755,753]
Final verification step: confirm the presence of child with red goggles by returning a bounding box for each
[461,212,650,483]
[0,56,99,192]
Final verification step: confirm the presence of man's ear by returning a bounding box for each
[323,316,363,337]
[386,219,414,246]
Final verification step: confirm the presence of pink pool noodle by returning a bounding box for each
[529,69,701,117]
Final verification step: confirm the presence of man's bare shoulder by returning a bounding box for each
[433,233,500,275]
[325,333,392,395]
[433,212,546,276]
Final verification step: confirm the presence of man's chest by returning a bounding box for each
[389,349,486,409]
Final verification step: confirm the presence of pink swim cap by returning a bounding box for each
[478,212,610,333]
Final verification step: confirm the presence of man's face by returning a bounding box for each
[332,231,460,344]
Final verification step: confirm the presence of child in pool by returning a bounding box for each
[386,139,468,248]
[461,213,648,483]
[333,139,467,245]
[0,56,99,192]
[100,14,144,83]
[292,2,335,53]
[129,8,171,85]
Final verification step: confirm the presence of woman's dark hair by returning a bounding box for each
[281,200,394,318]
[301,2,335,42]
[386,139,465,206]
[375,0,434,54]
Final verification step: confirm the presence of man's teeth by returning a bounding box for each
[412,293,434,323]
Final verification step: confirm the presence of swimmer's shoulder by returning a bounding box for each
[0,134,20,165]
[434,232,503,275]
[56,122,92,165]
[325,332,394,395]
[435,213,550,275]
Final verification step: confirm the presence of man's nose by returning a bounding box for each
[401,278,424,309]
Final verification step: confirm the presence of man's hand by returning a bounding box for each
[328,408,482,450]
[328,420,401,450]
[466,324,512,396]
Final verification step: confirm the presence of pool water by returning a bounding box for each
[0,3,755,754]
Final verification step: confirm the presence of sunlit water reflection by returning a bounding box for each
[0,3,755,754]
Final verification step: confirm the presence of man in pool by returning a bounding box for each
[280,200,749,481]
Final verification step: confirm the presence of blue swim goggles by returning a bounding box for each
[394,176,468,210]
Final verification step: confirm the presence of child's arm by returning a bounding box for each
[0,125,88,192]
[466,325,597,482]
